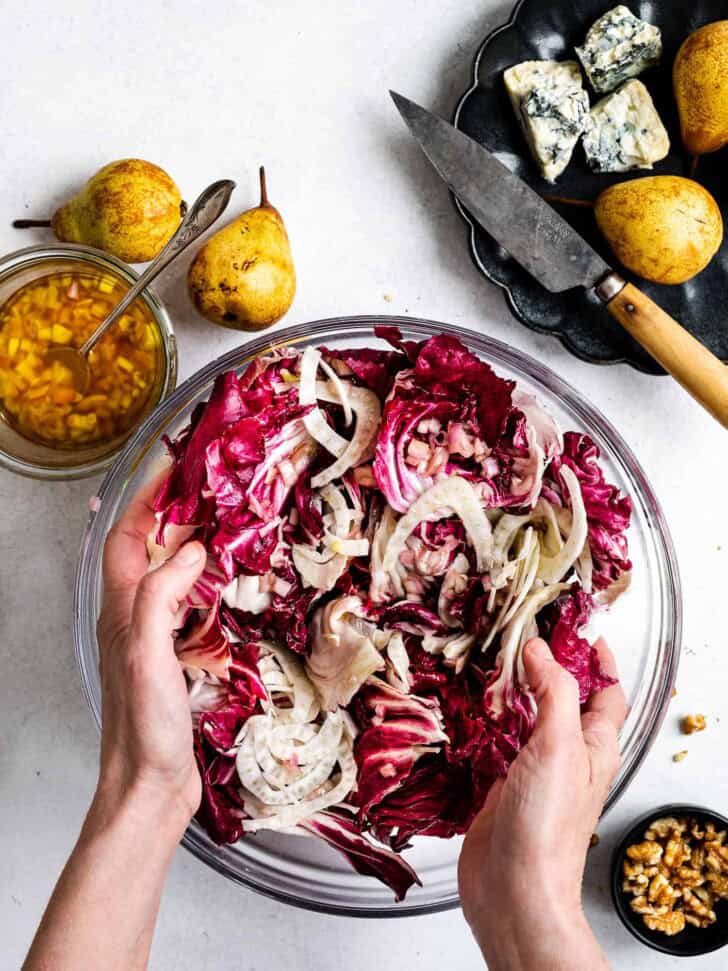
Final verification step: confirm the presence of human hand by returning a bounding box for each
[458,637,627,971]
[95,478,206,830]
[24,484,206,971]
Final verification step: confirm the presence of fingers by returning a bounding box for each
[582,638,628,732]
[103,473,167,595]
[581,639,625,791]
[523,637,581,744]
[523,637,624,796]
[128,541,206,653]
[99,471,171,649]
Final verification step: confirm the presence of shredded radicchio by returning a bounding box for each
[148,328,631,900]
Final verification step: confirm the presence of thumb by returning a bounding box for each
[523,637,581,743]
[129,541,206,647]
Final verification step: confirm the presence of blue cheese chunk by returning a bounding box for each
[583,79,670,172]
[576,5,662,94]
[503,60,590,182]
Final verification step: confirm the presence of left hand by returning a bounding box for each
[95,478,206,824]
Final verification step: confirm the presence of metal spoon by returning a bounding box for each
[46,179,236,392]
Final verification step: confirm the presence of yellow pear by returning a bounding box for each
[34,159,181,263]
[594,176,723,285]
[187,167,295,330]
[674,21,728,156]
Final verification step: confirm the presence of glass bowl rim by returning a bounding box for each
[73,314,682,916]
[0,242,177,481]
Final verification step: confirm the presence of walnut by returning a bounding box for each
[675,866,704,889]
[690,820,705,840]
[682,889,716,926]
[693,886,715,908]
[704,823,726,845]
[627,841,664,865]
[664,836,690,869]
[589,833,600,848]
[685,914,713,928]
[623,814,728,938]
[704,847,728,873]
[648,873,679,907]
[681,713,707,734]
[630,895,669,917]
[622,858,650,894]
[644,911,686,935]
[706,872,728,898]
[646,817,686,840]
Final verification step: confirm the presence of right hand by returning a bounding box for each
[458,637,627,970]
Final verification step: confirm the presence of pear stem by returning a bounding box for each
[12,218,51,228]
[689,155,699,179]
[542,194,594,209]
[259,166,269,207]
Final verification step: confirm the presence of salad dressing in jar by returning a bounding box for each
[0,270,164,448]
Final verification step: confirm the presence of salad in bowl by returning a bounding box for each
[145,326,632,901]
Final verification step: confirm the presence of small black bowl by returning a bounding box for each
[611,804,728,957]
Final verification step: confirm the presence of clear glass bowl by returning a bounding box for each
[0,244,177,480]
[74,316,681,916]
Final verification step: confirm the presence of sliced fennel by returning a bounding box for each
[383,476,493,576]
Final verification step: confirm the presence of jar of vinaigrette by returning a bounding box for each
[0,245,176,479]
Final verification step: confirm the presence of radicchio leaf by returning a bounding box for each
[300,808,420,901]
[175,602,231,679]
[194,741,247,845]
[372,329,535,513]
[539,590,617,704]
[154,372,246,539]
[351,679,447,819]
[549,432,632,593]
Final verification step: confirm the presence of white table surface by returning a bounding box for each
[2,1,727,967]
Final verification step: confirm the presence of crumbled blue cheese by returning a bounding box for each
[503,60,590,182]
[576,5,662,94]
[583,79,670,172]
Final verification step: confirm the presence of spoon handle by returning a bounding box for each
[79,179,236,356]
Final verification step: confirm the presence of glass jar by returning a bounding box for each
[0,244,177,479]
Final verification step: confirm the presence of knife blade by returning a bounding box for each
[390,90,728,429]
[390,91,610,293]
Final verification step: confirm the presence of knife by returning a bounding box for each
[390,91,728,429]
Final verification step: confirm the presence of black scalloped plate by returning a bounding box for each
[453,0,728,373]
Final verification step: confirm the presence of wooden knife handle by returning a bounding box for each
[602,280,728,429]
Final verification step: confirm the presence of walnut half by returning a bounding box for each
[681,713,707,735]
[644,911,686,936]
[627,841,663,866]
